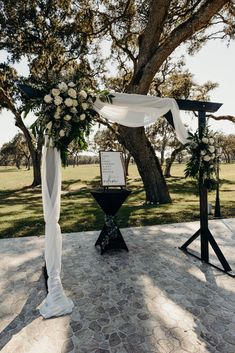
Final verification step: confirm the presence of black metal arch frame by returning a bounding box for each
[165,99,234,278]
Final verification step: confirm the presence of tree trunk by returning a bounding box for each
[164,158,172,178]
[118,126,171,204]
[31,150,42,187]
[26,156,31,170]
[160,149,165,167]
[125,153,131,176]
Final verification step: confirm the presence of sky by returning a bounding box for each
[0,39,235,147]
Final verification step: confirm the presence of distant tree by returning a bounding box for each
[217,133,235,163]
[0,133,31,169]
[146,61,218,176]
[94,127,131,175]
[0,0,99,186]
[0,142,14,167]
[146,116,175,167]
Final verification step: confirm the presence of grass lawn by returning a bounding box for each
[0,163,234,238]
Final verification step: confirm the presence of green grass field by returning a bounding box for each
[0,163,234,238]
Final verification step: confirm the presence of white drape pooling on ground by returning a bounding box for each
[39,143,74,319]
[39,93,188,319]
[93,93,189,144]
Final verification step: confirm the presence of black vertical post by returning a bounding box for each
[214,155,222,217]
[198,111,209,263]
[177,100,233,276]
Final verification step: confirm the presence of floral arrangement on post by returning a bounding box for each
[19,77,112,164]
[184,125,219,191]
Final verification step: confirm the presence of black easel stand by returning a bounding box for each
[178,110,234,277]
[90,189,130,254]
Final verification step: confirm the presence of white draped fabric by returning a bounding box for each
[39,144,74,318]
[40,93,188,318]
[94,93,188,144]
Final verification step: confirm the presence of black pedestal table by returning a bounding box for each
[90,189,131,254]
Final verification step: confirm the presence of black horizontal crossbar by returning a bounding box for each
[176,99,222,113]
[164,98,223,128]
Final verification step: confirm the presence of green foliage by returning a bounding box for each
[185,126,219,191]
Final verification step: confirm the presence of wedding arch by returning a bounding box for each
[20,85,233,318]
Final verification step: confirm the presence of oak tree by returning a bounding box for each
[89,0,234,203]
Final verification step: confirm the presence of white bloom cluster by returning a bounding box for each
[42,80,98,146]
[185,127,219,190]
[200,133,216,162]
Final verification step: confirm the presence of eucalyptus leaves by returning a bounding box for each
[184,126,219,190]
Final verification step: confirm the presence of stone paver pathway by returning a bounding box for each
[0,219,235,353]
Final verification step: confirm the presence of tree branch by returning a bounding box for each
[207,114,235,123]
[138,0,171,61]
[153,0,229,69]
[0,87,36,154]
[129,0,229,93]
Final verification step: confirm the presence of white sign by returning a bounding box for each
[100,151,126,187]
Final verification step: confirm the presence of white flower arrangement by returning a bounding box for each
[23,77,113,164]
[40,80,100,153]
[185,126,219,190]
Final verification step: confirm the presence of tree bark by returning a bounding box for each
[118,125,171,204]
[125,152,131,176]
[15,117,43,187]
[31,150,42,187]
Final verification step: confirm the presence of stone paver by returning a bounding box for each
[0,218,235,353]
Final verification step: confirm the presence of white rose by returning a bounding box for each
[209,146,215,153]
[64,114,72,121]
[72,99,78,107]
[209,138,214,144]
[49,138,54,148]
[44,94,53,104]
[54,96,63,106]
[58,82,68,92]
[80,114,86,120]
[54,107,62,119]
[203,155,211,162]
[68,88,77,99]
[82,102,88,110]
[201,150,206,156]
[68,81,76,87]
[202,137,209,144]
[212,153,215,159]
[59,129,66,137]
[46,121,53,130]
[64,98,73,107]
[51,88,60,96]
[79,90,87,99]
[70,107,78,113]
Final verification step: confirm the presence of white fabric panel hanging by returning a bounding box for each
[94,93,189,144]
[39,143,74,319]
